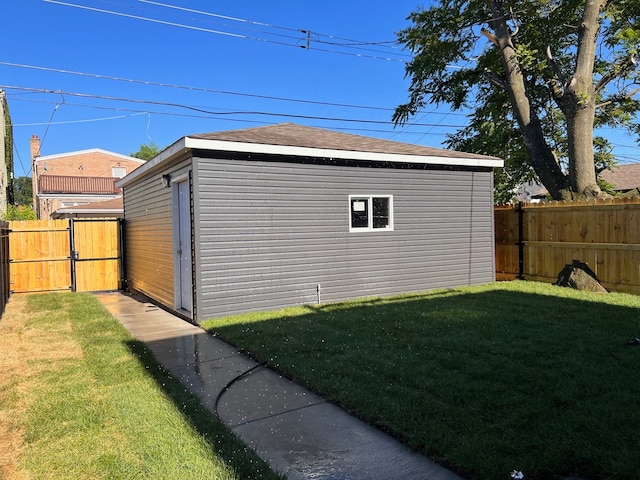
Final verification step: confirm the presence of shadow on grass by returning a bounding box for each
[204,286,640,480]
[124,339,283,480]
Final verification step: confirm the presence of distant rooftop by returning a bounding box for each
[600,163,640,191]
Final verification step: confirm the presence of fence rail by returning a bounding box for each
[495,198,640,294]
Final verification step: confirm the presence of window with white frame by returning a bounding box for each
[349,195,393,231]
[112,167,127,178]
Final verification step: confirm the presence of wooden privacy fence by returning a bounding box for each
[0,221,9,316]
[495,198,640,294]
[8,218,123,293]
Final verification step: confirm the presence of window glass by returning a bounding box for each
[351,198,369,228]
[372,197,390,229]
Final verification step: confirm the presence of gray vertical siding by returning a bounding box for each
[194,157,495,320]
[123,157,192,309]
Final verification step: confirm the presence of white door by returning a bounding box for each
[175,179,193,312]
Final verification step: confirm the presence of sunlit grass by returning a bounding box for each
[0,293,281,480]
[203,281,640,480]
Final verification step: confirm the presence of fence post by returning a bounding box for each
[0,221,9,317]
[118,218,127,291]
[517,201,525,280]
[69,219,77,292]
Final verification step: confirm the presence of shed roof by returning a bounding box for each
[189,123,501,160]
[50,197,123,219]
[118,123,503,188]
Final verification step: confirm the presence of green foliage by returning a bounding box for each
[12,176,33,206]
[2,92,14,204]
[395,0,640,201]
[129,141,163,161]
[2,204,37,220]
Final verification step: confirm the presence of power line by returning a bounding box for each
[5,93,466,141]
[7,111,147,127]
[139,0,406,52]
[139,0,410,59]
[44,0,246,39]
[0,61,406,113]
[43,0,408,62]
[139,0,302,33]
[7,86,636,156]
[1,84,468,128]
[138,0,308,44]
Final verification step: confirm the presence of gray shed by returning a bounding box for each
[117,123,503,323]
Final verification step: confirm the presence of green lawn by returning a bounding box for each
[202,281,640,480]
[0,292,281,480]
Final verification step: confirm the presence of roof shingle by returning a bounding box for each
[189,123,501,161]
[600,163,640,191]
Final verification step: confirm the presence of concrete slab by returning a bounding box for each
[95,292,463,480]
[232,401,455,480]
[215,367,325,427]
[138,333,242,368]
[163,351,259,402]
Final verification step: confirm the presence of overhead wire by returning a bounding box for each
[7,110,147,127]
[139,0,407,55]
[36,95,65,158]
[43,0,266,40]
[0,84,467,128]
[0,61,408,113]
[4,93,461,139]
[43,0,408,62]
[29,2,475,136]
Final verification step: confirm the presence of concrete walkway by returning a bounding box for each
[95,291,463,480]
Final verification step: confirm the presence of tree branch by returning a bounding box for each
[509,7,520,38]
[595,53,638,92]
[546,45,568,87]
[480,27,498,46]
[595,85,640,109]
[483,68,508,89]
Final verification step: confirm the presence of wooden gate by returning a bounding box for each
[9,219,123,293]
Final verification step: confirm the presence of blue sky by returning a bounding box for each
[1,0,637,178]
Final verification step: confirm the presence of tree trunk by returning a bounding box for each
[521,119,571,200]
[563,0,605,197]
[566,101,599,196]
[490,0,570,200]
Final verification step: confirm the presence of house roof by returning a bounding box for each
[118,123,503,188]
[50,197,124,219]
[599,163,640,191]
[34,148,145,164]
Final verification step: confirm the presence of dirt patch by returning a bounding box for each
[0,295,83,480]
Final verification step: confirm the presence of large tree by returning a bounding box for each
[394,0,640,201]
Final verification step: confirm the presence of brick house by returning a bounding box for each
[30,135,145,219]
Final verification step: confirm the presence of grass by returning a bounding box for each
[0,292,281,480]
[202,281,640,480]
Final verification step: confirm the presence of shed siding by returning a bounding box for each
[123,158,192,308]
[194,157,495,319]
